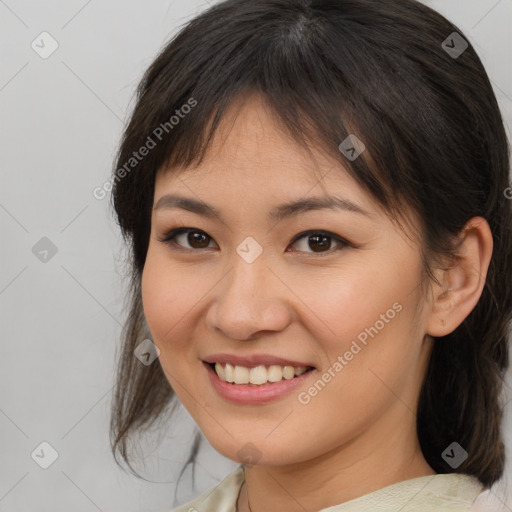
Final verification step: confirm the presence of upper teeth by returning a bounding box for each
[214,363,309,385]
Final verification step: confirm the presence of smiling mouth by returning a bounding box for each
[207,362,316,386]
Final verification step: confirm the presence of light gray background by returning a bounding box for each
[1,1,511,510]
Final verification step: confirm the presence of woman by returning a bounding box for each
[109,0,512,510]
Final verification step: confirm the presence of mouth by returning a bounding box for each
[205,361,316,387]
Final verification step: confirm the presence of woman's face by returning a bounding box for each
[141,94,436,470]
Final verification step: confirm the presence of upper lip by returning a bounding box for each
[202,353,315,368]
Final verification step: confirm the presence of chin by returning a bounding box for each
[209,436,305,467]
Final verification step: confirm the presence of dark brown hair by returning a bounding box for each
[109,0,512,491]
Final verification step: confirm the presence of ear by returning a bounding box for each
[426,216,493,337]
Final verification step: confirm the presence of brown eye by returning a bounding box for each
[307,233,331,252]
[184,231,211,248]
[158,228,217,250]
[288,231,349,254]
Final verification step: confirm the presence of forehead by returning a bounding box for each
[155,93,365,202]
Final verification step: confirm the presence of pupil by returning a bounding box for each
[189,232,209,248]
[310,234,330,252]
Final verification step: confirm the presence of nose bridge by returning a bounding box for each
[205,239,292,340]
[225,234,273,295]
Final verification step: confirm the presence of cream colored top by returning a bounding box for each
[172,464,487,511]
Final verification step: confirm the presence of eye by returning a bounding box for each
[157,227,217,250]
[158,227,351,255]
[288,230,350,255]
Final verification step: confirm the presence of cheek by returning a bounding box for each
[297,252,427,406]
[291,257,418,353]
[140,249,223,372]
[140,252,195,354]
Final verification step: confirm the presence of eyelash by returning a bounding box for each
[157,227,352,256]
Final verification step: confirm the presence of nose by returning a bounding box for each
[205,252,293,341]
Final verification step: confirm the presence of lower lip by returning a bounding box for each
[204,362,316,404]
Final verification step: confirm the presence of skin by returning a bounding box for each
[141,93,493,512]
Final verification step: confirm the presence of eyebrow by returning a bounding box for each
[153,194,371,222]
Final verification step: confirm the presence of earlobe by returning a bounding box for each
[426,216,493,338]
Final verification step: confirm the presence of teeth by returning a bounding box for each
[250,365,268,385]
[233,365,249,384]
[214,362,310,385]
[216,363,226,381]
[224,363,235,383]
[268,365,283,382]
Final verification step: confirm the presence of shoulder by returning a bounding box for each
[468,488,507,511]
[171,464,245,512]
[319,472,484,511]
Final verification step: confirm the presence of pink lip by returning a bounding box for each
[204,362,316,404]
[202,353,315,368]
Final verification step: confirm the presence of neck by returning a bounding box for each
[236,426,435,512]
